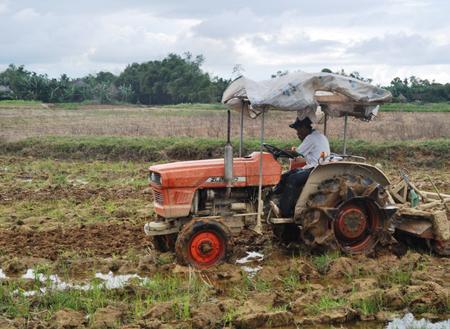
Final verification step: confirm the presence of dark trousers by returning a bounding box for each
[276,168,312,217]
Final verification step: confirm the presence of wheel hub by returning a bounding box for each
[189,232,222,265]
[199,241,213,253]
[336,207,368,240]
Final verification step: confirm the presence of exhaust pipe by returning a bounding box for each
[224,110,233,197]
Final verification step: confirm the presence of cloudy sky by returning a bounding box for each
[1,0,449,84]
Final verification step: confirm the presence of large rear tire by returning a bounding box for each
[175,218,232,269]
[299,175,394,254]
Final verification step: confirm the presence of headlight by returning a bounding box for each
[149,172,162,185]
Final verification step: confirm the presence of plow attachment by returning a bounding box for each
[390,176,450,256]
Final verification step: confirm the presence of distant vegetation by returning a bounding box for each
[0,53,229,105]
[381,102,450,112]
[386,76,450,103]
[1,54,450,105]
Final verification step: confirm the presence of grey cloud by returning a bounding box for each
[247,34,342,56]
[1,0,450,84]
[0,10,94,64]
[191,8,279,39]
[348,33,450,65]
[152,0,386,19]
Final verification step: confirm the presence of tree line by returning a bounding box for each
[0,53,229,105]
[321,68,450,103]
[1,54,450,104]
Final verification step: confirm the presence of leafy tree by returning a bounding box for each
[116,53,229,105]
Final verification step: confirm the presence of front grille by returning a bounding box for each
[154,190,164,205]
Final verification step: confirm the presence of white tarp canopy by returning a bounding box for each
[221,71,392,121]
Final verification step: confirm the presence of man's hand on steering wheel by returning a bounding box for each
[263,143,301,159]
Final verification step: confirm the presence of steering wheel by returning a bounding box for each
[262,143,297,159]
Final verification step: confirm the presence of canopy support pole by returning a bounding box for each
[224,109,233,198]
[239,102,245,157]
[323,113,328,136]
[254,110,265,235]
[343,114,348,155]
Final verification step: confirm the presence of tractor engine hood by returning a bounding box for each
[149,152,281,189]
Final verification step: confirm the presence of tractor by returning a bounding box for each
[144,71,449,268]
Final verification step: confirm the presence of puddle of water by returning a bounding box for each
[386,313,450,329]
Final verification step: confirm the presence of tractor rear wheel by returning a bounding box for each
[175,218,232,268]
[299,175,394,254]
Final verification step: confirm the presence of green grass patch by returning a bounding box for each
[1,136,448,167]
[54,103,81,110]
[281,271,302,292]
[158,102,226,111]
[0,271,212,322]
[306,295,346,315]
[0,100,43,107]
[351,295,383,315]
[381,102,450,112]
[0,197,148,228]
[2,100,449,112]
[379,266,413,286]
[311,251,341,274]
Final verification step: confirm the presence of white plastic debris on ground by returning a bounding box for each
[236,251,264,277]
[16,269,148,296]
[0,269,7,279]
[94,272,145,289]
[20,269,91,293]
[240,266,263,278]
[236,251,264,264]
[387,313,450,329]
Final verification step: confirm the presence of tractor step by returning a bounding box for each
[270,217,294,224]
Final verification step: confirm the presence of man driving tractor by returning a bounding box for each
[271,116,330,218]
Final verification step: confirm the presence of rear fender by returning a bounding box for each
[296,162,391,210]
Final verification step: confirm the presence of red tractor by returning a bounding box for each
[144,72,449,268]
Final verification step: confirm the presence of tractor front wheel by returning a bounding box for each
[175,219,232,268]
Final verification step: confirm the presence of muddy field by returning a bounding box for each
[0,103,449,328]
[0,154,449,328]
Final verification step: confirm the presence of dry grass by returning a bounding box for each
[0,105,449,142]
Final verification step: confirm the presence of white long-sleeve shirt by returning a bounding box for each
[296,130,330,169]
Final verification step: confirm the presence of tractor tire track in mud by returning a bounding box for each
[0,223,151,260]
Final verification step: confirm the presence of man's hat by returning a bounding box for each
[289,117,312,129]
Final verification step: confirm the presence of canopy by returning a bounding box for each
[221,71,392,121]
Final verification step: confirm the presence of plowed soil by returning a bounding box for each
[0,222,151,260]
[0,155,448,329]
